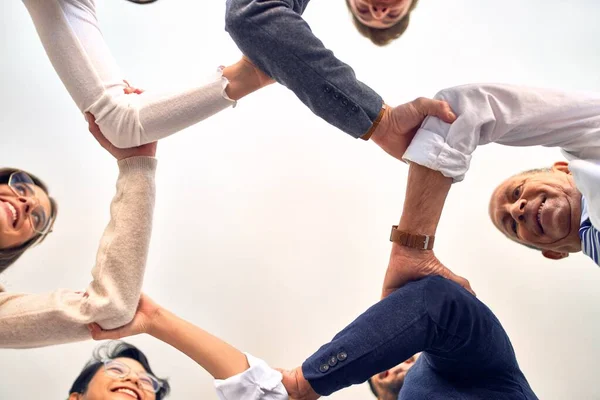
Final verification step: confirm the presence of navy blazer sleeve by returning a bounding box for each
[225,0,384,138]
[301,276,520,396]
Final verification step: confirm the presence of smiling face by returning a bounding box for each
[70,358,156,400]
[489,162,583,258]
[348,0,414,29]
[0,182,52,250]
[370,353,420,398]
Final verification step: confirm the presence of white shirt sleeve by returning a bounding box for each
[22,0,235,148]
[214,353,288,400]
[403,84,600,182]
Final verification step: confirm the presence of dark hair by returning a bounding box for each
[345,0,420,46]
[69,341,170,399]
[367,377,379,398]
[0,168,58,274]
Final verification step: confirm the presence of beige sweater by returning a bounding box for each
[0,156,156,348]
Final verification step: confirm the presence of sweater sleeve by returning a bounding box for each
[0,157,156,349]
[22,0,234,148]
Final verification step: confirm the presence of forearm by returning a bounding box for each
[24,0,237,149]
[148,308,250,380]
[225,0,383,137]
[85,157,157,328]
[397,163,452,240]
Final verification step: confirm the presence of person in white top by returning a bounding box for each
[0,112,160,348]
[380,84,600,299]
[21,0,272,149]
[88,294,290,400]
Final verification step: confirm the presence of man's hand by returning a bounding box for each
[87,294,162,340]
[277,367,320,400]
[370,98,456,161]
[382,245,474,299]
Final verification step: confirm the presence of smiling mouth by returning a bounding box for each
[536,197,546,234]
[111,387,141,400]
[2,201,18,228]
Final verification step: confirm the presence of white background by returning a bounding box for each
[1,0,600,399]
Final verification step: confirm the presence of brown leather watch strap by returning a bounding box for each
[389,225,435,250]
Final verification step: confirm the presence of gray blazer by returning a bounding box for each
[225,0,384,138]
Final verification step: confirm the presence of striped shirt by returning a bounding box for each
[579,197,600,266]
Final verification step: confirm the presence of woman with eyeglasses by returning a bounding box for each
[21,0,272,149]
[0,115,158,348]
[68,341,170,400]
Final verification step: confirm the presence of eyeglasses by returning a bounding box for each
[102,359,163,394]
[7,171,53,235]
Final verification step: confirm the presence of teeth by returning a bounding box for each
[116,388,139,399]
[4,202,17,223]
[537,203,544,225]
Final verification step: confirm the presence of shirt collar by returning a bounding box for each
[580,195,590,226]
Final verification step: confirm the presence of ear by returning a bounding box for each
[68,393,82,400]
[551,161,571,175]
[541,249,569,260]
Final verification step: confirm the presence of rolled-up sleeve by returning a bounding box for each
[403,84,600,182]
[214,353,288,400]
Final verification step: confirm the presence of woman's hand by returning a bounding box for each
[86,81,155,159]
[88,294,161,340]
[86,112,157,159]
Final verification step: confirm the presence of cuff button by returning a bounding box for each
[319,364,330,373]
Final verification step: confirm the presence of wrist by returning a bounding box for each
[146,306,168,337]
[391,242,433,257]
[362,104,389,142]
[222,59,264,101]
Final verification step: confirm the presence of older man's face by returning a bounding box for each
[488,162,582,254]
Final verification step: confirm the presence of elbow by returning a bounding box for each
[94,298,137,330]
[224,0,252,37]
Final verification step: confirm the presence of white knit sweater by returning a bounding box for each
[0,157,156,348]
[22,0,235,148]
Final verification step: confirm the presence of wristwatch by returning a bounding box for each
[389,225,435,250]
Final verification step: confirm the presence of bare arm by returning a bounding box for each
[89,295,288,400]
[149,305,250,379]
[381,164,473,298]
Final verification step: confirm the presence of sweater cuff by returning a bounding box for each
[117,156,157,174]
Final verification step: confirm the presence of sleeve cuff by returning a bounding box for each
[214,353,287,400]
[403,128,472,183]
[117,156,158,174]
[216,66,238,109]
